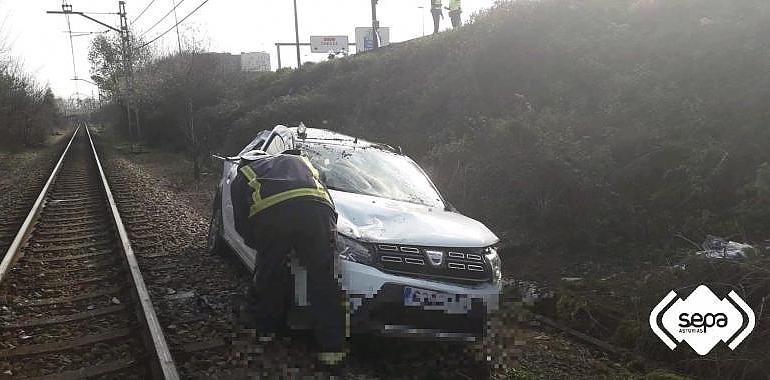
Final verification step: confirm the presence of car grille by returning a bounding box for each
[375,244,491,283]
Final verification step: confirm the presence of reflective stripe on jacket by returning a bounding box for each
[431,0,442,10]
[449,0,461,11]
[318,351,347,366]
[239,154,332,217]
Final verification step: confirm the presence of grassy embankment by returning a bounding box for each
[0,126,72,181]
[104,0,770,377]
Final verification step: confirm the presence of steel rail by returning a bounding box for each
[85,124,180,380]
[0,125,180,379]
[0,125,80,284]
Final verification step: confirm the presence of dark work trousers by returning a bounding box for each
[245,200,344,353]
[431,8,442,34]
[450,10,462,28]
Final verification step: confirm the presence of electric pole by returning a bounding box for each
[371,0,379,49]
[47,1,139,145]
[293,0,301,67]
[418,6,425,37]
[171,0,183,53]
[118,1,136,144]
[63,2,80,97]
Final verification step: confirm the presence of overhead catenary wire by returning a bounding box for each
[62,1,79,94]
[65,30,111,37]
[131,0,158,24]
[138,0,186,38]
[136,0,210,50]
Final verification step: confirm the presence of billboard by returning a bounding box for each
[355,27,390,53]
[241,52,271,72]
[310,36,349,53]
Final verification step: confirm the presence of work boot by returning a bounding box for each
[233,294,278,330]
[317,351,347,378]
[320,364,347,378]
[233,298,257,329]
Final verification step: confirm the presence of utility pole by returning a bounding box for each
[47,1,138,144]
[63,2,79,97]
[418,6,425,37]
[276,44,282,69]
[118,1,137,144]
[371,0,379,49]
[293,0,301,67]
[118,0,142,147]
[171,0,183,53]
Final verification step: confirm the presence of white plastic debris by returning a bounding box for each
[697,236,753,259]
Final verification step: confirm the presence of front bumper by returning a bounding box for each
[342,261,501,341]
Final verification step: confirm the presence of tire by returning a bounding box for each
[208,190,227,256]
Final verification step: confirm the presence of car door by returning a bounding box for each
[222,130,272,271]
[222,126,297,272]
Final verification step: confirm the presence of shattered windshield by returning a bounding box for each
[300,142,445,208]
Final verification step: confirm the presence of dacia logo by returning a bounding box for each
[425,250,444,266]
[649,285,755,355]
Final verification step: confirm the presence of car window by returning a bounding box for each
[301,142,445,208]
[265,133,288,155]
[238,130,271,156]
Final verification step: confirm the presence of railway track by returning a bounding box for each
[0,148,61,257]
[0,181,44,256]
[0,125,178,379]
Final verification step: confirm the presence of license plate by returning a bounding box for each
[403,286,446,307]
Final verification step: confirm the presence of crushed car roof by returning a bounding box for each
[289,126,397,152]
[290,127,372,146]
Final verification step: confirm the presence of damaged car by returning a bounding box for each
[208,124,502,341]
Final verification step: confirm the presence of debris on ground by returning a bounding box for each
[696,236,754,259]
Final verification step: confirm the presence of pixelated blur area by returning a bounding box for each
[221,278,538,379]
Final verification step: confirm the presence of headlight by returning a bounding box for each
[337,234,372,265]
[485,247,502,283]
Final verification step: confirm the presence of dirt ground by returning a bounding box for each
[0,127,73,258]
[0,127,71,190]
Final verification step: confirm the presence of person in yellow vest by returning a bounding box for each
[446,0,462,28]
[234,149,346,373]
[430,0,443,34]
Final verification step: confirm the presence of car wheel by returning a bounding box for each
[208,191,227,255]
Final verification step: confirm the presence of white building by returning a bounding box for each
[240,52,271,72]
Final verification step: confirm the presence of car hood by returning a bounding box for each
[330,190,498,248]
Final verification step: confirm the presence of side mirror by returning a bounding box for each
[212,154,241,162]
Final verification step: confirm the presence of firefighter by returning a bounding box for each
[431,0,443,34]
[234,149,346,371]
[447,0,462,28]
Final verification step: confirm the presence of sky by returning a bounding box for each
[1,0,497,99]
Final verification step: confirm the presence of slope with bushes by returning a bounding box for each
[0,64,60,149]
[114,0,770,256]
[97,1,770,377]
[225,0,770,256]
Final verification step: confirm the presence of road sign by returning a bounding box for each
[310,36,349,53]
[355,27,390,52]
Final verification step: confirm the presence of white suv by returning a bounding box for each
[208,125,502,341]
